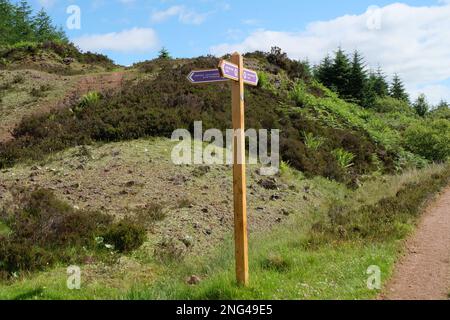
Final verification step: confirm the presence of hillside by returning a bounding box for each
[0,35,450,299]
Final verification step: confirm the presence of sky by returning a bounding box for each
[27,0,450,104]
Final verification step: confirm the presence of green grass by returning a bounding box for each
[125,164,449,300]
[0,221,10,236]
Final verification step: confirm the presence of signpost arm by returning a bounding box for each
[231,52,249,286]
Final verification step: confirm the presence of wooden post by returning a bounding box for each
[231,52,249,286]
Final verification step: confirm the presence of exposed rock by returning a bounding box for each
[186,275,201,285]
[180,235,194,248]
[258,177,279,190]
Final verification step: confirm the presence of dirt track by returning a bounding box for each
[383,186,450,300]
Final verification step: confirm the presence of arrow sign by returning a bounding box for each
[243,69,258,86]
[187,69,229,84]
[219,60,259,86]
[219,60,240,81]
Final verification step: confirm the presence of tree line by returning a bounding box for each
[0,0,67,45]
[313,47,447,116]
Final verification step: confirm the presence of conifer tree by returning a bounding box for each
[370,67,389,97]
[330,47,351,97]
[390,73,409,102]
[348,50,367,105]
[315,54,334,89]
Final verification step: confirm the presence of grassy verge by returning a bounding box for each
[126,164,450,300]
[0,163,448,300]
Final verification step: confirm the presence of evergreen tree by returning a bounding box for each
[13,0,34,42]
[348,50,367,105]
[390,73,409,102]
[330,47,351,97]
[0,0,67,45]
[413,94,429,117]
[370,67,389,97]
[158,47,171,59]
[315,54,334,89]
[0,0,15,44]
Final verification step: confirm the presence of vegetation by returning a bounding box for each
[0,0,67,45]
[126,164,450,300]
[0,189,146,279]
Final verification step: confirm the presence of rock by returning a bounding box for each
[180,235,194,248]
[186,275,201,285]
[125,181,136,187]
[201,208,209,213]
[270,194,281,201]
[63,57,75,65]
[169,175,189,186]
[258,177,279,190]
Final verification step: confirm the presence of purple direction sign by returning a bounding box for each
[187,69,229,84]
[219,60,240,81]
[219,60,259,86]
[243,69,258,86]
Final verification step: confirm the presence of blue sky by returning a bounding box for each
[27,0,450,103]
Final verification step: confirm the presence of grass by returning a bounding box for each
[125,163,449,300]
[0,137,448,300]
[0,221,10,236]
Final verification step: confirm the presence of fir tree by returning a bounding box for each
[370,67,389,97]
[315,54,334,89]
[158,47,171,59]
[330,47,351,97]
[390,73,409,102]
[348,50,367,105]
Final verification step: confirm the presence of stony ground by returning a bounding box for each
[0,138,315,257]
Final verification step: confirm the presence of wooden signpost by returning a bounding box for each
[188,52,258,286]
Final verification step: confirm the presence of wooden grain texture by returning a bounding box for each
[231,52,249,286]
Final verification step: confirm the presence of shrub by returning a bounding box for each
[103,220,146,253]
[372,96,413,114]
[0,189,144,276]
[303,132,325,150]
[404,119,450,162]
[308,167,450,244]
[332,148,355,169]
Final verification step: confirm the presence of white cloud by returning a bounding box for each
[409,84,450,105]
[37,0,57,8]
[151,5,209,25]
[73,28,159,53]
[211,2,450,103]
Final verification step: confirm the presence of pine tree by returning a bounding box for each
[33,9,53,41]
[158,47,171,59]
[330,47,351,97]
[315,54,334,89]
[0,0,15,44]
[390,73,409,102]
[13,0,34,42]
[370,67,389,97]
[413,94,429,117]
[348,50,367,105]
